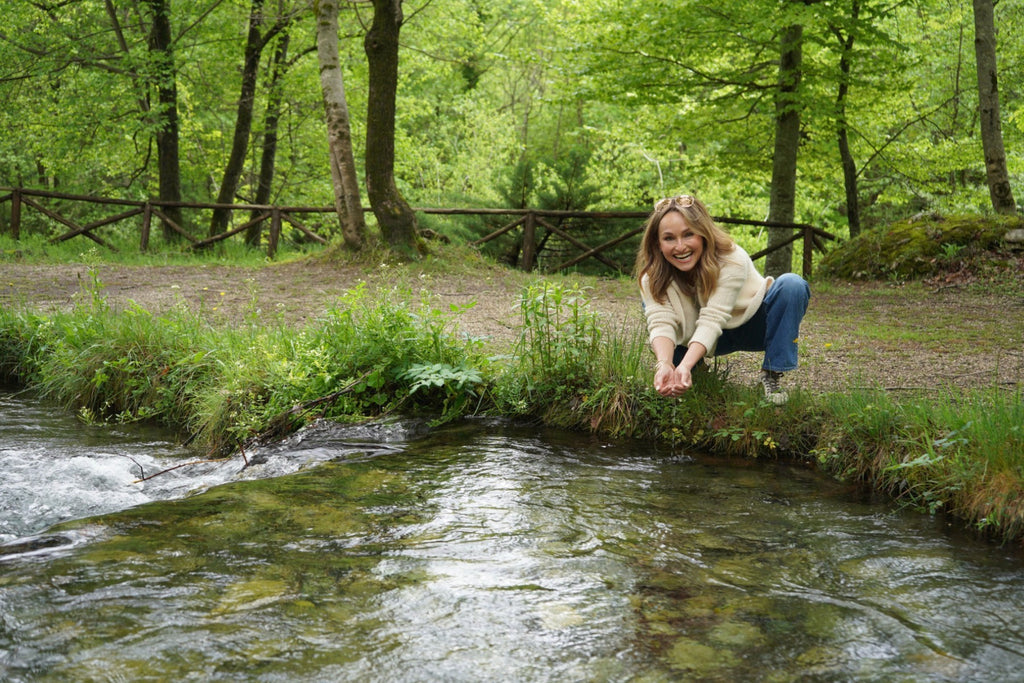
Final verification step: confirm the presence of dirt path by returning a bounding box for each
[1,260,1021,396]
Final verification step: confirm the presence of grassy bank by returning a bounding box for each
[0,268,1021,545]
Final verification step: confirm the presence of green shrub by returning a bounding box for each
[819,214,1019,280]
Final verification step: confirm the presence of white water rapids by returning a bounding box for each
[0,389,404,544]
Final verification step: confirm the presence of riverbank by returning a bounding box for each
[1,251,1021,395]
[0,247,1022,543]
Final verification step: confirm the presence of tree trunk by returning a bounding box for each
[144,0,183,242]
[766,23,803,277]
[834,1,861,238]
[210,0,268,238]
[364,0,421,257]
[972,0,1016,214]
[248,28,290,246]
[315,0,365,250]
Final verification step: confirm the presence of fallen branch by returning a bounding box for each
[132,456,234,482]
[258,369,374,433]
[236,369,378,461]
[118,453,147,480]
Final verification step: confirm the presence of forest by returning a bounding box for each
[0,0,1020,270]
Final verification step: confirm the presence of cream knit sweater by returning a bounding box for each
[640,245,772,356]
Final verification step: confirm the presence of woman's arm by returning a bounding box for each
[641,276,703,396]
[676,341,707,375]
[650,336,706,396]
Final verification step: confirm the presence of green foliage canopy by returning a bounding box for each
[0,0,1020,244]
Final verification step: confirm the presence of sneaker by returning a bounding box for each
[759,370,788,405]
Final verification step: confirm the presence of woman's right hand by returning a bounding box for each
[654,363,692,397]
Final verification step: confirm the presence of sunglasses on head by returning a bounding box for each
[654,195,695,210]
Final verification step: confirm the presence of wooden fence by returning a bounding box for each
[0,187,836,277]
[0,187,333,258]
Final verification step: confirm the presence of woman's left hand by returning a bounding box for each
[654,364,691,397]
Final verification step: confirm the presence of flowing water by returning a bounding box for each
[2,389,1024,682]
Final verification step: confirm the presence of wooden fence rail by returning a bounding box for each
[0,187,835,277]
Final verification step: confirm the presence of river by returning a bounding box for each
[2,389,1023,681]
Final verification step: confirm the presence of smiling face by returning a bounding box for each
[658,211,705,273]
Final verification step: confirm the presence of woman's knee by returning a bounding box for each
[774,273,810,303]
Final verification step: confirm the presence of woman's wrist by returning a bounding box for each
[654,359,672,371]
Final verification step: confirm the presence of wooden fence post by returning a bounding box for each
[141,201,152,251]
[268,208,282,258]
[521,211,537,271]
[802,225,813,279]
[10,188,21,240]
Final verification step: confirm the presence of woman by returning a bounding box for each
[636,194,810,404]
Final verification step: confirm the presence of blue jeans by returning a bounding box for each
[673,273,810,372]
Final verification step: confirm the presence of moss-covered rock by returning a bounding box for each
[819,214,1022,280]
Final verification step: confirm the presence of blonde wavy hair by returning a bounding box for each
[634,195,736,303]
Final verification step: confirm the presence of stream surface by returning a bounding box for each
[2,389,1024,681]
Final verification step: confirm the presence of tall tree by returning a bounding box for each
[142,0,184,241]
[972,0,1016,214]
[315,0,365,250]
[364,0,421,256]
[564,1,817,233]
[832,1,862,237]
[209,0,288,237]
[765,23,804,277]
[248,26,290,245]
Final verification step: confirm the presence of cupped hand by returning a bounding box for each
[654,365,692,397]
